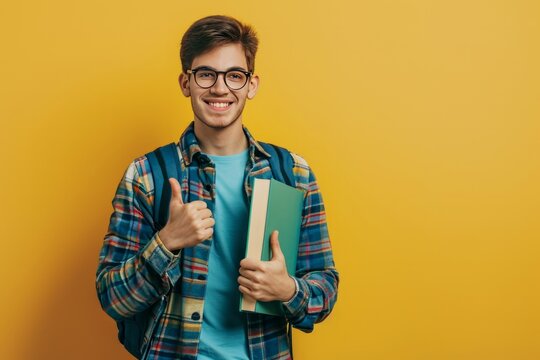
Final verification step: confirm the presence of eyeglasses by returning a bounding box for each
[186,67,252,90]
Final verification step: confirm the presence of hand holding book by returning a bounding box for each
[238,230,297,303]
[239,178,304,316]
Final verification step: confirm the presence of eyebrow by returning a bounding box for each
[193,65,249,72]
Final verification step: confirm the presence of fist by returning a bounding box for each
[158,178,215,251]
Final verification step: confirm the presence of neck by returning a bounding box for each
[193,119,249,156]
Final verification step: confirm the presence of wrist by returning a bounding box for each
[157,229,173,251]
[281,276,297,302]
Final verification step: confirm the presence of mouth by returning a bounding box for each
[204,100,234,111]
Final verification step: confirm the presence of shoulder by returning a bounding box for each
[288,151,315,191]
[123,152,157,195]
[262,142,310,170]
[128,142,182,195]
[256,141,314,189]
[116,155,152,197]
[290,151,309,169]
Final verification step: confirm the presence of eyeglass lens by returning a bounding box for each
[194,70,248,90]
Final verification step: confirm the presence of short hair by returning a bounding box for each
[180,15,259,73]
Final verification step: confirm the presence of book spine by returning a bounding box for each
[241,179,271,312]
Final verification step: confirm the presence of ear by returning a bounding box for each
[247,74,259,100]
[179,72,191,97]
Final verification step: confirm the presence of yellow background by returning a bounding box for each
[1,0,539,359]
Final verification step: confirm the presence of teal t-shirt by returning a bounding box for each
[197,148,250,360]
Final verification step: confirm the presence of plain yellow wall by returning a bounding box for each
[1,0,539,359]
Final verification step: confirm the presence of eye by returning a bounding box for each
[197,71,216,79]
[227,71,245,81]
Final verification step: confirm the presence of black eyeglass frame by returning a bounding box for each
[186,67,253,90]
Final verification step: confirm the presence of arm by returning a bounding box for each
[95,160,182,321]
[281,165,339,332]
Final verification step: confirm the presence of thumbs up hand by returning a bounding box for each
[158,178,215,252]
[238,231,296,302]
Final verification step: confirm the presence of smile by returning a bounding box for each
[204,101,233,111]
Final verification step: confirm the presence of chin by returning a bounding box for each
[197,113,242,130]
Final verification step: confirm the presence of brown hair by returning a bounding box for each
[180,15,259,73]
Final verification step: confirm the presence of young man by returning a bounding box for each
[96,15,339,360]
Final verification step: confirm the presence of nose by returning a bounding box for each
[210,73,229,95]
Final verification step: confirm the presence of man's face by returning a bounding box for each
[179,43,259,130]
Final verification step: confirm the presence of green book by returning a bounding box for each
[239,178,305,316]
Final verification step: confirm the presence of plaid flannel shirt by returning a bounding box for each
[96,122,339,359]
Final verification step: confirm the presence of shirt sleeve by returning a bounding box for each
[280,163,339,332]
[282,276,299,305]
[95,160,182,321]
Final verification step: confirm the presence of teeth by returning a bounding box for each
[209,102,230,108]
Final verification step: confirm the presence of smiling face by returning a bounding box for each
[179,43,259,130]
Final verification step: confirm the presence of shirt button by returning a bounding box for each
[191,312,201,321]
[204,184,212,192]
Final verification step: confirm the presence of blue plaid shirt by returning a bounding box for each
[96,122,339,359]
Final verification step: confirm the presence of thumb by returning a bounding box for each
[168,178,184,205]
[270,231,284,261]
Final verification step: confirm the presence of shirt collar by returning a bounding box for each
[179,121,271,166]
